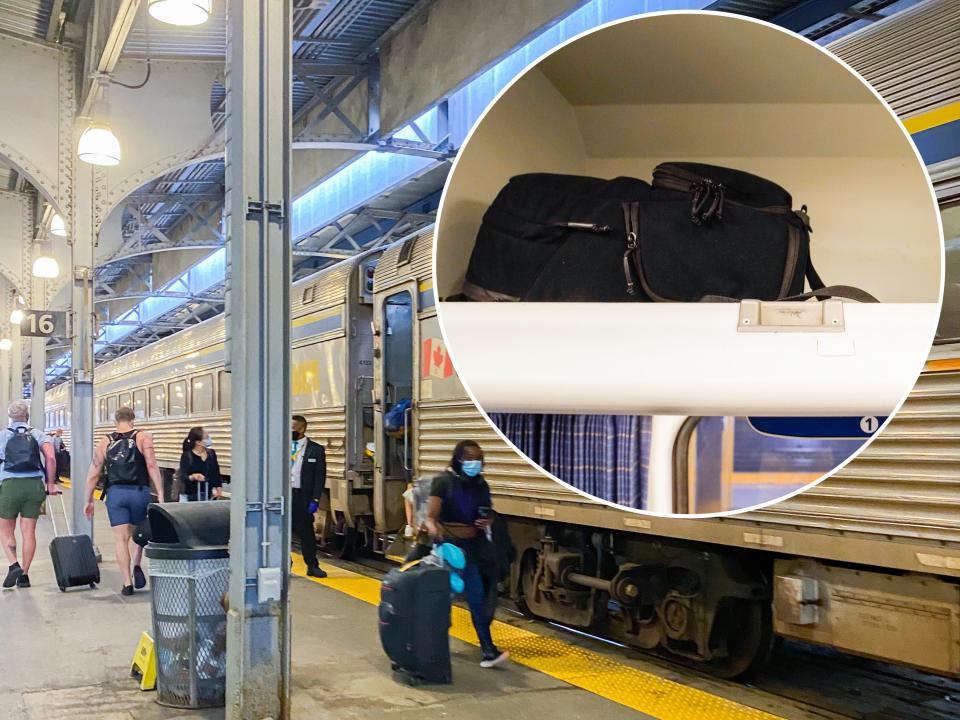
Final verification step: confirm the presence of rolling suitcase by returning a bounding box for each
[48,492,100,592]
[378,561,452,685]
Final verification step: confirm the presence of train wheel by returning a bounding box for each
[704,599,774,680]
[514,550,540,619]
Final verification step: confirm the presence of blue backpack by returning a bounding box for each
[384,398,412,432]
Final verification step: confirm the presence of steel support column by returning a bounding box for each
[10,323,22,403]
[224,1,292,718]
[70,163,95,538]
[0,348,9,420]
[30,278,45,433]
[30,335,44,426]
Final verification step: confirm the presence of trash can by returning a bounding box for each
[145,502,231,709]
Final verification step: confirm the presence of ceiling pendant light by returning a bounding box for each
[148,0,212,26]
[78,123,121,166]
[78,84,121,166]
[50,212,67,237]
[10,309,24,325]
[32,241,60,279]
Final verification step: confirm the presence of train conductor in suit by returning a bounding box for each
[291,414,327,578]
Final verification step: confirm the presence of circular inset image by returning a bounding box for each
[433,11,943,516]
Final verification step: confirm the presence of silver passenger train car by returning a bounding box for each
[45,0,960,682]
[47,227,960,680]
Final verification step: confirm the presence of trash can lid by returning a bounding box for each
[145,501,230,550]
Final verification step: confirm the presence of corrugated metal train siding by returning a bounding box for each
[291,260,353,317]
[374,230,435,292]
[747,365,960,543]
[828,0,960,118]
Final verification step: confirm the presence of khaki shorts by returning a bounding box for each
[0,476,47,520]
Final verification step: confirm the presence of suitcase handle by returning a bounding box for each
[48,491,72,538]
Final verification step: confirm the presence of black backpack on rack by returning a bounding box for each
[461,163,876,304]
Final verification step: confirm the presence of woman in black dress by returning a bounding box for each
[178,426,223,501]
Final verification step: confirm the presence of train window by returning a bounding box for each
[680,417,864,514]
[107,395,118,420]
[98,398,107,423]
[936,204,960,343]
[149,385,166,418]
[192,375,213,413]
[132,389,147,419]
[168,380,187,416]
[218,371,231,410]
[118,392,131,410]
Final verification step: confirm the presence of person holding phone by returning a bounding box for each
[425,440,509,669]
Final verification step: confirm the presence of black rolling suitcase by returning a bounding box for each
[378,561,452,685]
[48,492,100,592]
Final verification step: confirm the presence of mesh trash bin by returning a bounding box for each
[145,502,230,709]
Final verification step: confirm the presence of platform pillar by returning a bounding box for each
[69,161,95,539]
[224,1,292,718]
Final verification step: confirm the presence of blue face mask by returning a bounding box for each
[461,459,483,477]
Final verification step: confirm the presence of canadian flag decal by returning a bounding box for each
[422,338,453,379]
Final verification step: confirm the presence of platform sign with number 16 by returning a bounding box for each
[20,309,67,338]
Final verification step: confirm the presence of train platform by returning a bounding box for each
[0,490,847,720]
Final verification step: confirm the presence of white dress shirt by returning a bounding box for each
[290,437,307,489]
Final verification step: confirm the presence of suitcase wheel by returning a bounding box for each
[58,585,66,592]
[89,582,97,589]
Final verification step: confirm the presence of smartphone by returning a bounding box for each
[477,506,491,519]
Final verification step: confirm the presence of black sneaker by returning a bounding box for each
[306,566,327,579]
[133,566,146,590]
[121,585,134,596]
[16,573,29,588]
[2,563,22,589]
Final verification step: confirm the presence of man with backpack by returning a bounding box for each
[0,401,58,589]
[83,406,164,596]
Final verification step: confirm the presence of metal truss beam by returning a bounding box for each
[95,290,224,305]
[292,139,453,160]
[79,0,141,118]
[127,192,224,204]
[770,0,860,32]
[103,242,223,265]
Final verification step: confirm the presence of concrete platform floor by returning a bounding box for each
[0,491,816,720]
[0,493,649,720]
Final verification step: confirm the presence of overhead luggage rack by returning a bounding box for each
[437,300,939,418]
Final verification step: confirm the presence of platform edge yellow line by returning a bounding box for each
[291,552,785,720]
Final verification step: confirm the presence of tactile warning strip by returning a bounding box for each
[291,553,785,720]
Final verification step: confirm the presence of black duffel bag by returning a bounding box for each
[462,173,651,302]
[461,163,876,304]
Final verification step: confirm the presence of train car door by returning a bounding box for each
[373,281,418,542]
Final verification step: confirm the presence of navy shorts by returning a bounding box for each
[105,485,152,527]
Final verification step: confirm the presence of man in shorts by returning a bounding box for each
[83,407,164,595]
[0,401,58,589]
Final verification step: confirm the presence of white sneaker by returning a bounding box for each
[480,650,510,668]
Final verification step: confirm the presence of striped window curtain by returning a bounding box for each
[489,414,652,509]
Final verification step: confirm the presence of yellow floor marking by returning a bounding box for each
[58,478,102,500]
[291,553,784,720]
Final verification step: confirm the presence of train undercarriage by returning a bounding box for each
[507,519,775,678]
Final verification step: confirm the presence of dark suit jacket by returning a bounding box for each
[296,439,326,500]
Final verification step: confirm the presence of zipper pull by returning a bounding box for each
[795,205,812,232]
[623,231,638,295]
[550,221,611,233]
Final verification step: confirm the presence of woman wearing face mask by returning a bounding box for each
[425,440,509,669]
[177,426,223,501]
